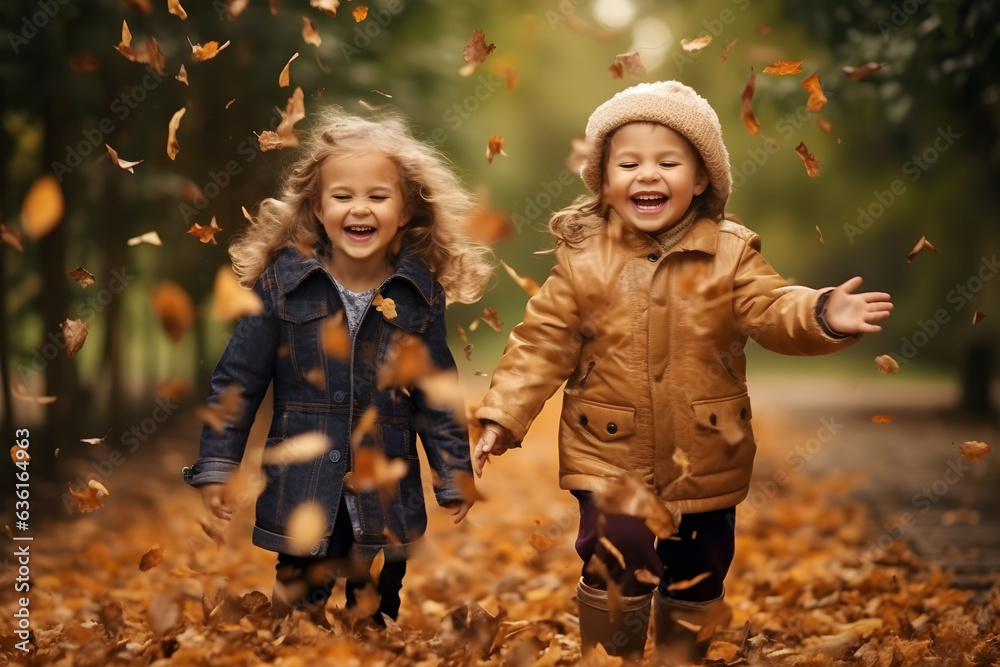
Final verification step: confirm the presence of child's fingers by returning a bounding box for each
[835,275,864,295]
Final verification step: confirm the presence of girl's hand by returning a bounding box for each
[473,422,514,478]
[443,500,473,524]
[824,276,894,335]
[198,482,233,520]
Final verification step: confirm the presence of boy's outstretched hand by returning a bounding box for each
[473,421,516,478]
[824,276,893,335]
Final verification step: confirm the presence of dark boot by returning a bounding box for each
[576,578,653,660]
[652,587,731,665]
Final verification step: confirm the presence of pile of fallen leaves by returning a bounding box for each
[2,406,998,667]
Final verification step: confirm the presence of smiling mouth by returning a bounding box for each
[630,193,668,212]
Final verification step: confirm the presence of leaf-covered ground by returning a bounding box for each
[2,398,999,666]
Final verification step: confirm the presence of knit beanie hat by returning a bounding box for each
[581,80,732,218]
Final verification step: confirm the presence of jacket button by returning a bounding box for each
[709,413,717,426]
[309,545,320,556]
[328,450,342,463]
[579,414,588,426]
[606,422,617,434]
[647,253,659,262]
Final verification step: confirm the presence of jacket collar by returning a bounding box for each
[271,242,436,305]
[610,209,720,258]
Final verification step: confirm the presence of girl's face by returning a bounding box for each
[602,122,709,236]
[314,153,410,275]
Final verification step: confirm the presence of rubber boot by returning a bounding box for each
[652,587,732,665]
[576,579,653,660]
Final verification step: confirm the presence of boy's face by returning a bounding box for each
[602,122,709,236]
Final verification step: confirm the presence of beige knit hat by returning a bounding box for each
[581,80,731,217]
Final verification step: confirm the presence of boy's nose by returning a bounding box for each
[350,205,371,216]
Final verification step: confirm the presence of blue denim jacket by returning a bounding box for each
[183,245,472,561]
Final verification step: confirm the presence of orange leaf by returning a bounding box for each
[907,236,937,263]
[1,224,24,252]
[815,225,824,245]
[463,204,512,245]
[286,501,326,555]
[140,546,165,571]
[486,135,507,164]
[10,445,28,463]
[352,6,368,21]
[114,21,165,74]
[302,17,322,46]
[21,173,64,240]
[188,37,230,62]
[460,29,496,76]
[972,310,987,325]
[593,474,678,539]
[105,144,143,174]
[279,52,299,87]
[378,335,432,389]
[816,118,833,133]
[70,54,99,72]
[960,441,990,463]
[212,265,263,321]
[175,64,189,85]
[168,0,187,19]
[351,406,378,450]
[504,64,518,91]
[500,259,539,296]
[156,378,192,402]
[801,72,827,112]
[457,325,468,343]
[60,318,89,359]
[666,571,712,591]
[740,69,760,135]
[68,266,95,287]
[259,87,305,151]
[67,479,110,513]
[260,432,330,466]
[373,293,397,320]
[794,141,820,177]
[481,307,503,333]
[309,0,339,17]
[464,344,472,360]
[608,51,645,79]
[870,414,893,424]
[186,216,222,245]
[720,39,737,63]
[843,62,885,82]
[196,383,243,435]
[151,281,195,342]
[875,354,899,375]
[680,35,712,52]
[762,60,803,75]
[755,24,772,34]
[322,312,350,361]
[167,107,186,160]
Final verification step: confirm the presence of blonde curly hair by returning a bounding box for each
[230,106,492,304]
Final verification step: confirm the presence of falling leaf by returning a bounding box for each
[351,406,378,450]
[486,135,507,164]
[816,118,833,133]
[156,378,191,402]
[599,537,626,569]
[152,281,195,342]
[127,230,162,246]
[188,37,231,62]
[10,446,28,463]
[321,312,350,361]
[666,571,712,591]
[504,64,518,91]
[167,107,186,160]
[801,72,827,112]
[373,293,397,320]
[592,474,678,538]
[419,372,467,415]
[196,383,243,435]
[457,325,468,343]
[11,380,56,405]
[124,0,153,13]
[68,266,96,287]
[302,17,321,46]
[286,501,326,555]
[225,98,235,109]
[720,39,737,62]
[463,205,512,245]
[114,21,165,74]
[371,89,392,98]
[70,54,99,72]
[176,64,188,85]
[680,35,712,51]
[68,479,110,513]
[378,335,432,390]
[21,173,64,240]
[972,310,986,325]
[80,428,112,445]
[279,52,299,87]
[105,144,143,174]
[907,236,937,263]
[258,87,305,151]
[464,344,473,361]
[304,366,325,390]
[740,69,760,135]
[310,0,339,16]
[565,133,589,174]
[347,447,409,501]
[212,264,264,322]
[875,355,899,375]
[1,224,23,252]
[140,546,165,571]
[871,414,894,424]
[843,62,886,82]
[794,142,820,177]
[460,29,496,76]
[959,441,990,463]
[763,60,803,75]
[815,226,824,245]
[186,216,222,245]
[60,319,89,359]
[261,432,330,466]
[168,0,187,19]
[755,24,772,34]
[197,517,225,544]
[500,260,539,296]
[635,568,660,586]
[481,308,503,333]
[608,51,645,79]
[352,6,368,21]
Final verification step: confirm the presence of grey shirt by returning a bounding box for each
[332,279,376,338]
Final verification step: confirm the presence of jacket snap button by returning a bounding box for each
[709,413,717,426]
[606,422,617,434]
[647,253,659,262]
[328,450,342,463]
[740,408,747,420]
[309,546,320,556]
[579,414,588,426]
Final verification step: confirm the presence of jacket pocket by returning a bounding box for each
[566,396,636,442]
[276,296,329,324]
[691,392,752,446]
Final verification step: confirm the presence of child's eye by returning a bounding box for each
[619,163,638,169]
[333,194,351,200]
[660,162,678,168]
[369,195,388,201]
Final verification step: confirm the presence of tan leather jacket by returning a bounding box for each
[477,215,856,514]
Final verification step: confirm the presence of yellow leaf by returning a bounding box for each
[762,59,803,75]
[21,173,64,240]
[279,52,299,87]
[680,35,712,51]
[352,5,368,22]
[167,107,186,160]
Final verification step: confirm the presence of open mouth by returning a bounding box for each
[344,225,376,240]
[630,193,667,212]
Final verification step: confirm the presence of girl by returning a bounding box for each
[184,107,491,626]
[472,81,892,662]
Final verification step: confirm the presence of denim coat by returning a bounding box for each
[183,244,471,561]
